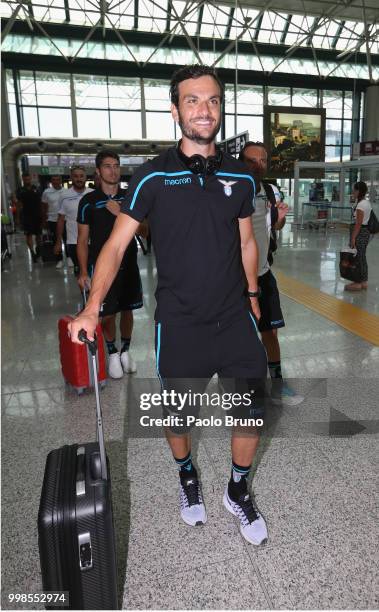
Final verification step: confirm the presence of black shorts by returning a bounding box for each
[155,312,267,433]
[90,259,143,317]
[23,219,42,236]
[257,270,285,332]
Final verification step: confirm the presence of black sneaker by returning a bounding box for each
[223,487,268,545]
[179,477,207,526]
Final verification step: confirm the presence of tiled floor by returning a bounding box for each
[1,227,378,610]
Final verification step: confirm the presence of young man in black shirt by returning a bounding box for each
[15,174,42,263]
[77,151,143,378]
[69,65,268,545]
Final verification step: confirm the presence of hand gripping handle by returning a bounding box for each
[78,329,107,481]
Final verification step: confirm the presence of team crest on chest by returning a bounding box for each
[218,179,237,197]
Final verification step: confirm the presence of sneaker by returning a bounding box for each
[108,352,124,379]
[67,257,74,268]
[120,350,137,373]
[56,260,64,269]
[179,477,207,526]
[223,487,267,545]
[270,380,304,406]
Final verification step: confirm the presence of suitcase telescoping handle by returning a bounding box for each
[78,329,108,481]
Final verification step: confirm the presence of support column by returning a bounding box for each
[70,74,78,138]
[294,162,300,224]
[362,85,379,199]
[1,63,15,215]
[1,64,11,146]
[363,85,379,141]
[140,77,146,139]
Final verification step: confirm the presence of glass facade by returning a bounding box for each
[3,33,377,81]
[1,2,375,59]
[5,69,359,162]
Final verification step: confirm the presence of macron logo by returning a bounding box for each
[164,177,192,186]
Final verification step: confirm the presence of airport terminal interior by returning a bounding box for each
[1,0,379,610]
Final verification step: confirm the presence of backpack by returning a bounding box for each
[262,182,279,266]
[367,209,379,234]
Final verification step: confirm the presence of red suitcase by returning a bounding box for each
[58,316,107,394]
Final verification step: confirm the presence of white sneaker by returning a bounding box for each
[223,487,268,545]
[120,350,137,373]
[56,260,64,269]
[108,352,124,379]
[67,257,74,268]
[180,477,207,526]
[270,380,304,406]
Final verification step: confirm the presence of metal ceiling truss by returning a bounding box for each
[1,0,378,82]
[280,14,292,44]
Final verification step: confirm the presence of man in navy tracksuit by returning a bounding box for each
[70,65,268,545]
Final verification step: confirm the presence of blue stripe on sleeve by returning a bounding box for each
[129,171,192,210]
[80,202,90,223]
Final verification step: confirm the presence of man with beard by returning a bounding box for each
[69,65,268,546]
[76,151,143,378]
[239,142,303,406]
[54,166,92,274]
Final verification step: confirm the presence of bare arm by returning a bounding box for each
[69,214,141,341]
[106,201,148,236]
[77,224,90,290]
[351,208,364,247]
[274,202,288,231]
[238,216,261,320]
[55,213,65,242]
[41,198,48,226]
[54,214,65,254]
[14,194,22,217]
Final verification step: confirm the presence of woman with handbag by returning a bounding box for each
[345,181,372,292]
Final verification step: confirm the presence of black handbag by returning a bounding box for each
[339,248,362,283]
[367,209,379,234]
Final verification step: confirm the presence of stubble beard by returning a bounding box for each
[178,111,220,145]
[99,172,119,186]
[102,179,119,186]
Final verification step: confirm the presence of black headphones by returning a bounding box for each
[177,141,222,176]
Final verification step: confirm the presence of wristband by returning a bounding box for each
[248,289,260,298]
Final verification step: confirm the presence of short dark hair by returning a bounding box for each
[354,180,368,201]
[95,150,120,168]
[70,165,85,173]
[238,141,267,162]
[170,64,224,108]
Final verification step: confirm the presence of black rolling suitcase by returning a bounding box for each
[40,230,56,263]
[38,331,118,610]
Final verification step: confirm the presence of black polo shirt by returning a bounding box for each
[77,188,137,266]
[121,146,256,325]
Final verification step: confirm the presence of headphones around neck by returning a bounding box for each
[177,142,222,176]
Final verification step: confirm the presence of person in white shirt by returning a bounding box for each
[54,166,93,275]
[345,180,372,291]
[239,141,303,406]
[41,175,65,269]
